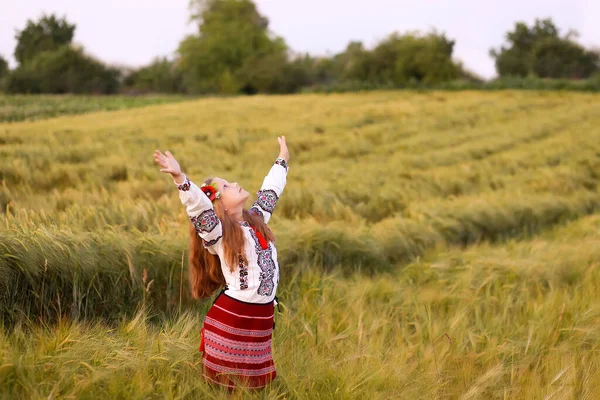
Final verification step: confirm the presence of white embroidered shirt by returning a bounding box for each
[176,158,288,303]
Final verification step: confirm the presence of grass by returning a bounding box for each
[0,94,192,123]
[2,215,600,399]
[304,76,600,93]
[0,90,599,398]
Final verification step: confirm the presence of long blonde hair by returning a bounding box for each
[188,178,275,299]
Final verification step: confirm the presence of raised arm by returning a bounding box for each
[176,175,223,252]
[249,136,289,224]
[154,150,223,252]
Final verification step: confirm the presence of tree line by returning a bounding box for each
[0,0,598,95]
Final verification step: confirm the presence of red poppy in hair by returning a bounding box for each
[200,183,221,202]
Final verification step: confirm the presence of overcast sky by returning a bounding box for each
[0,0,598,78]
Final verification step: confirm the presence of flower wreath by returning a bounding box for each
[200,182,221,202]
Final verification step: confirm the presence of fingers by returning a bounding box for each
[153,154,164,164]
[154,150,179,175]
[155,149,172,158]
[154,149,171,160]
[153,150,169,168]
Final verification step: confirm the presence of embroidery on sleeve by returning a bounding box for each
[203,234,223,247]
[275,157,288,171]
[255,189,279,214]
[190,209,219,233]
[177,176,191,191]
[249,206,264,218]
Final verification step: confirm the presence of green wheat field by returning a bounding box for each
[1,91,600,399]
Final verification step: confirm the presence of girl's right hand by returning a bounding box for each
[154,150,182,178]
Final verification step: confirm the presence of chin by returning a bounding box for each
[236,192,250,207]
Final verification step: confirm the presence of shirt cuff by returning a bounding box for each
[275,157,288,171]
[174,174,191,191]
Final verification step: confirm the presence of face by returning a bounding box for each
[213,177,249,210]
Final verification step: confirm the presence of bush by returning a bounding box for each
[4,45,120,94]
[123,57,185,94]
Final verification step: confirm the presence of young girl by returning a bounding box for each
[153,136,289,390]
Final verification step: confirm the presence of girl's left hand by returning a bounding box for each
[277,136,289,162]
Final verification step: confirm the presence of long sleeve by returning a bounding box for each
[249,158,288,224]
[176,175,223,253]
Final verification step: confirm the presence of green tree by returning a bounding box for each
[532,36,599,79]
[124,57,185,93]
[490,18,599,78]
[14,14,76,65]
[281,54,337,91]
[335,32,461,85]
[0,55,8,80]
[331,41,369,82]
[177,0,289,94]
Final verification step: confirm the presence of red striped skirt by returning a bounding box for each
[199,292,276,389]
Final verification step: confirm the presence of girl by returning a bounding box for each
[153,136,289,390]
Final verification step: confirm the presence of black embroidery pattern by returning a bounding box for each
[177,176,191,191]
[255,189,278,214]
[190,209,219,234]
[203,234,222,247]
[275,158,288,171]
[248,229,276,297]
[238,255,249,290]
[249,206,264,218]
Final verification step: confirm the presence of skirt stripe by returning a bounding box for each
[204,317,273,337]
[204,358,277,376]
[200,292,276,389]
[204,329,272,350]
[205,346,274,364]
[204,353,275,370]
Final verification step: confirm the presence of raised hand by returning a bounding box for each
[277,136,289,163]
[153,150,182,178]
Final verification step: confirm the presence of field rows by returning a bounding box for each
[0,95,192,123]
[2,214,599,398]
[1,91,600,397]
[1,91,600,322]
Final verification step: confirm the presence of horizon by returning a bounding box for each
[1,0,598,79]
